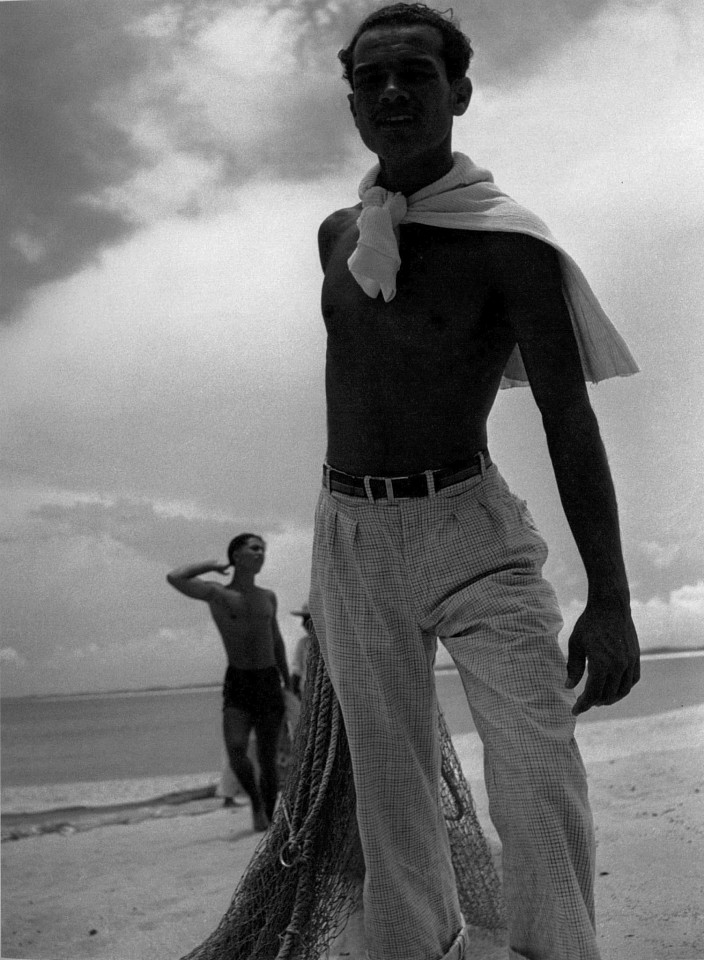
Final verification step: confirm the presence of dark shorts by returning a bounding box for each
[222,665,285,723]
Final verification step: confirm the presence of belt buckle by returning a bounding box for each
[390,472,429,500]
[366,474,408,501]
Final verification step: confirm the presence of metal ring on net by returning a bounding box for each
[279,839,303,869]
[277,658,341,873]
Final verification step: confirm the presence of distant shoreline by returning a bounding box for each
[1,681,222,703]
[3,646,704,702]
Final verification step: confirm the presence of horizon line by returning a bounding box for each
[2,647,703,702]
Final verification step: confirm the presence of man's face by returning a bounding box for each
[348,24,471,162]
[234,537,266,572]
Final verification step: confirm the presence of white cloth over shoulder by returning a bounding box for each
[347,153,639,389]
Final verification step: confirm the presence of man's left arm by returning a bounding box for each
[502,235,640,715]
[269,593,291,689]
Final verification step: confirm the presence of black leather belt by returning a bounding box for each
[323,451,490,500]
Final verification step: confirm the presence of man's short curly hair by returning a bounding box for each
[227,533,264,566]
[338,3,473,88]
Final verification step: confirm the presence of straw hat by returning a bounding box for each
[290,601,310,617]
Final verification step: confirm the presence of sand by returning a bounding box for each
[2,704,703,960]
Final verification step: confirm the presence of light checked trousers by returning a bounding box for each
[309,464,599,960]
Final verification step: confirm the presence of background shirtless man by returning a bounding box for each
[308,4,640,960]
[167,533,290,832]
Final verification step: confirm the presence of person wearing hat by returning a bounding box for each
[290,601,313,698]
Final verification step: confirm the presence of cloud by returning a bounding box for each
[630,582,704,651]
[640,541,682,570]
[22,497,276,568]
[556,582,704,654]
[6,0,699,524]
[38,624,224,694]
[0,647,26,666]
[0,0,354,320]
[269,0,620,83]
[0,178,333,523]
[3,0,676,320]
[3,0,703,698]
[1,0,154,319]
[0,623,225,697]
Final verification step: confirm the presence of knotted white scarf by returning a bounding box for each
[348,153,639,388]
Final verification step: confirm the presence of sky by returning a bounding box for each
[1,0,703,697]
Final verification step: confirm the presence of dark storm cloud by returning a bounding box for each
[3,1,135,319]
[0,0,229,321]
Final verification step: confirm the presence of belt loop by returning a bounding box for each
[478,450,486,477]
[363,475,375,501]
[424,469,437,498]
[323,463,330,490]
[384,477,395,502]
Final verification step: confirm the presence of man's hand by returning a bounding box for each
[565,600,640,715]
[166,559,232,601]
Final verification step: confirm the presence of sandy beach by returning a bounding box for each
[2,704,703,960]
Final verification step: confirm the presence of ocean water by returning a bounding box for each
[2,653,702,818]
[1,685,225,788]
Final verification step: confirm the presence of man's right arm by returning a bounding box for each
[166,561,230,601]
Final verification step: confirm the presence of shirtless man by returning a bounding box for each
[308,5,640,960]
[167,533,290,831]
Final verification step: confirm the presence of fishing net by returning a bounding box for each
[182,627,504,960]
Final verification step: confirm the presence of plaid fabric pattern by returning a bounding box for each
[309,464,600,960]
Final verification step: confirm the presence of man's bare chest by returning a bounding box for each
[211,589,273,627]
[322,224,505,349]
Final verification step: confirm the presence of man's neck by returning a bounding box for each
[230,571,257,591]
[376,145,454,197]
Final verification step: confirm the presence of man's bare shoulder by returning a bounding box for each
[318,204,362,270]
[436,228,563,302]
[481,230,561,276]
[319,204,362,234]
[207,582,242,605]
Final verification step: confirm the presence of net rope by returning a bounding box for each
[182,627,504,960]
